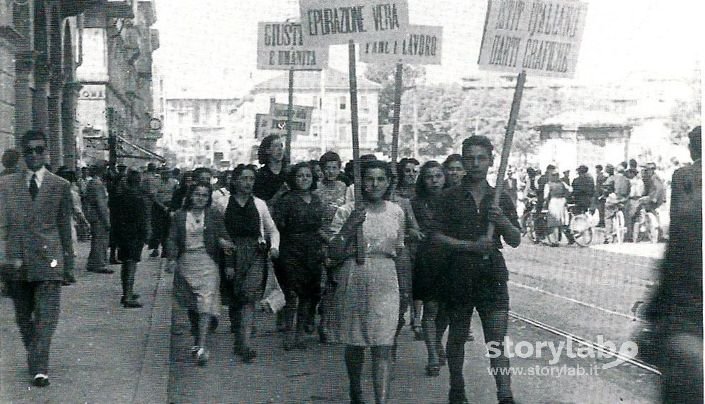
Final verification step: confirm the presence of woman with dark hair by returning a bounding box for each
[314,151,348,343]
[223,164,280,363]
[113,169,146,308]
[328,159,405,403]
[396,157,420,200]
[253,135,289,331]
[253,134,288,203]
[412,161,449,376]
[167,183,234,366]
[170,171,194,211]
[272,162,325,350]
[443,154,466,188]
[544,170,570,247]
[309,159,324,188]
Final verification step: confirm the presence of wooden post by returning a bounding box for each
[286,68,294,162]
[348,40,365,264]
[486,70,527,242]
[389,62,403,195]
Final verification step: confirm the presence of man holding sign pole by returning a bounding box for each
[432,136,521,404]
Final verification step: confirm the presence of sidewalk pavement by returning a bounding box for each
[0,242,174,403]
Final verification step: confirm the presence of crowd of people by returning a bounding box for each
[509,155,669,246]
[0,126,700,403]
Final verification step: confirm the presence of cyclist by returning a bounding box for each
[602,165,630,243]
[625,167,645,241]
[571,165,595,215]
[637,162,666,232]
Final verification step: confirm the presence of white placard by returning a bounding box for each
[359,25,442,64]
[477,0,588,78]
[299,0,410,46]
[257,22,329,70]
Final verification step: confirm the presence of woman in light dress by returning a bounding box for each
[167,183,234,366]
[544,170,571,246]
[328,160,405,404]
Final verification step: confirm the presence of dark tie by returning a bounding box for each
[29,174,38,200]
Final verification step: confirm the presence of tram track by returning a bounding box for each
[508,311,661,375]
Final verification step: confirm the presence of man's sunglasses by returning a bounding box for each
[24,146,45,155]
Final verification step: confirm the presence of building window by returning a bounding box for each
[360,95,368,112]
[216,101,222,126]
[312,125,319,137]
[312,95,320,109]
[339,96,346,110]
[338,125,347,141]
[360,125,368,143]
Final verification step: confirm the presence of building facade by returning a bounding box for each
[76,0,161,167]
[247,68,381,163]
[159,96,240,168]
[0,0,101,168]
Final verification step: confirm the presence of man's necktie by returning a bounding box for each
[29,174,38,200]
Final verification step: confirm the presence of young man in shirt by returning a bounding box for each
[432,136,521,404]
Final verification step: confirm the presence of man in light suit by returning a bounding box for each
[84,160,112,273]
[0,130,75,387]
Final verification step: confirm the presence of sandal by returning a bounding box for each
[425,364,441,377]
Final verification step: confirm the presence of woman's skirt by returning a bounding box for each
[280,235,323,300]
[174,247,221,316]
[547,197,568,228]
[329,256,400,346]
[225,237,268,305]
[412,242,448,302]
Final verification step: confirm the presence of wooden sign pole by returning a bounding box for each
[486,70,526,242]
[389,62,403,196]
[286,68,294,163]
[348,40,365,264]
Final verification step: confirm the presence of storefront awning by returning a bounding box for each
[116,135,166,162]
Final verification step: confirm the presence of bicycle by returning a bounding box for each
[565,204,594,247]
[632,206,660,243]
[520,198,548,244]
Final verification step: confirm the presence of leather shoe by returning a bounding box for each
[32,374,50,387]
[121,298,143,308]
[62,274,77,286]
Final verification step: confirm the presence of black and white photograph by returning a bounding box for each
[0,0,701,402]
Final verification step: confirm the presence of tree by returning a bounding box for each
[364,63,426,126]
[398,84,465,159]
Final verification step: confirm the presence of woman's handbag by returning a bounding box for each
[259,259,286,313]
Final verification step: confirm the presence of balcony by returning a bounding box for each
[106,0,134,19]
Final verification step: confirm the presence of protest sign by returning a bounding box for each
[299,0,410,46]
[257,22,329,70]
[254,103,314,141]
[477,0,588,78]
[359,24,442,64]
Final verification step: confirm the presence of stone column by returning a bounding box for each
[32,55,50,137]
[14,51,33,147]
[62,81,81,170]
[48,66,63,167]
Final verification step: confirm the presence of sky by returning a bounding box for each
[153,0,702,97]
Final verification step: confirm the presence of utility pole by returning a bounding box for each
[412,89,418,158]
